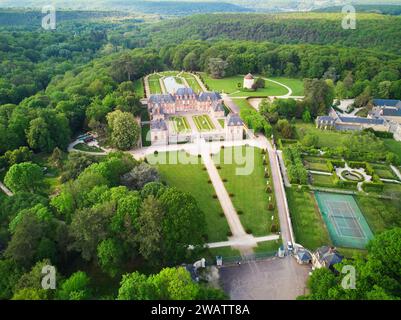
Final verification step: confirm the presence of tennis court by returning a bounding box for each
[314,192,374,249]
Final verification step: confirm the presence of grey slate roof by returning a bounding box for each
[199,92,222,102]
[316,246,343,268]
[213,102,225,112]
[176,88,196,96]
[317,116,336,122]
[227,113,244,126]
[150,120,167,131]
[297,250,312,262]
[149,94,175,104]
[339,116,385,125]
[373,99,401,108]
[382,108,401,117]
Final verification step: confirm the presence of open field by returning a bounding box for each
[286,188,331,250]
[199,73,291,97]
[356,196,401,234]
[310,173,335,188]
[371,164,397,180]
[212,146,278,237]
[218,119,225,128]
[193,115,215,131]
[170,116,191,133]
[268,77,304,96]
[146,151,230,242]
[303,156,330,172]
[254,240,281,254]
[148,74,162,94]
[181,72,203,92]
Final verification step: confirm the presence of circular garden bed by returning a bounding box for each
[340,170,364,182]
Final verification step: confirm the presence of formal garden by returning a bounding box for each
[212,146,279,237]
[193,115,216,131]
[170,116,191,133]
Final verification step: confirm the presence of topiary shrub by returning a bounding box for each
[222,178,228,182]
[268,203,275,211]
[229,193,235,198]
[266,186,272,193]
[212,194,218,199]
[227,230,233,237]
[270,223,278,233]
[207,179,212,184]
[216,165,221,170]
[237,210,244,215]
[245,228,252,234]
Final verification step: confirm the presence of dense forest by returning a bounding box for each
[145,13,401,55]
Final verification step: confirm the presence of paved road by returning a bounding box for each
[208,234,280,249]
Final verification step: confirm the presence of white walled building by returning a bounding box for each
[243,73,255,89]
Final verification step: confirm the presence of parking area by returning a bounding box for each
[218,256,311,300]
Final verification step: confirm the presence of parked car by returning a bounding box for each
[84,136,94,143]
[287,241,293,252]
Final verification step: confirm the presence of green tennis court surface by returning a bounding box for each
[314,192,374,249]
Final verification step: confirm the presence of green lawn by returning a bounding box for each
[294,122,349,149]
[382,182,401,197]
[199,72,305,97]
[181,72,203,93]
[268,77,304,96]
[170,116,191,133]
[213,146,278,236]
[356,196,401,234]
[286,187,331,250]
[384,139,401,159]
[303,156,330,172]
[148,74,162,94]
[218,119,225,128]
[193,115,215,131]
[371,164,397,180]
[208,247,241,258]
[254,240,281,254]
[146,151,230,242]
[310,174,335,188]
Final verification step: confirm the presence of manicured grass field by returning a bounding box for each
[208,247,241,258]
[170,116,191,133]
[146,151,230,242]
[213,146,279,236]
[148,74,162,94]
[268,77,304,96]
[382,182,401,197]
[218,119,225,128]
[254,240,281,254]
[371,164,397,180]
[356,195,401,234]
[303,156,330,172]
[310,173,335,188]
[200,73,288,97]
[294,122,349,149]
[193,115,215,131]
[286,187,331,250]
[181,72,203,93]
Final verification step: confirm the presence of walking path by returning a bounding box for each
[143,75,151,98]
[0,181,13,197]
[208,234,280,249]
[390,165,401,180]
[192,73,208,92]
[277,150,291,187]
[309,170,332,176]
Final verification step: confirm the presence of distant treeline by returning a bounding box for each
[145,13,401,55]
[315,5,401,16]
[0,9,133,27]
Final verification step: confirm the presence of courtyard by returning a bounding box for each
[219,256,310,300]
